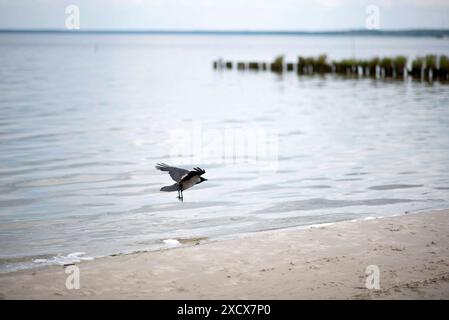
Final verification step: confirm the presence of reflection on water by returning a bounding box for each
[0,34,449,272]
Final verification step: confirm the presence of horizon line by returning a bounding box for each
[1,28,449,37]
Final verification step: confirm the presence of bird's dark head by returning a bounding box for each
[199,177,208,184]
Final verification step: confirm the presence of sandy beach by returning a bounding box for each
[1,209,449,300]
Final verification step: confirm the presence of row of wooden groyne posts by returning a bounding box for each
[213,54,449,82]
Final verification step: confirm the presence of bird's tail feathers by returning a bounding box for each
[160,183,179,192]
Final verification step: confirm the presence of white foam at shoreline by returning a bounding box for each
[162,239,181,248]
[31,252,94,266]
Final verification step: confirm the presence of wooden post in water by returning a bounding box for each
[411,57,424,80]
[381,57,393,78]
[438,55,449,81]
[297,57,306,74]
[212,54,448,84]
[339,59,352,76]
[305,57,315,74]
[315,54,330,74]
[249,62,259,71]
[237,62,245,71]
[332,61,342,74]
[394,56,407,79]
[270,55,284,74]
[425,55,437,81]
[359,60,369,77]
[368,57,379,78]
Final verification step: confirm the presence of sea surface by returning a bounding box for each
[1,33,449,273]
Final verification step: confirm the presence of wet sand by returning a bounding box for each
[1,209,449,299]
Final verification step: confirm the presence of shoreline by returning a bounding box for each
[0,209,418,275]
[1,209,448,299]
[0,209,410,275]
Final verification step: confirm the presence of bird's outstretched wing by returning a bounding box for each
[155,163,189,182]
[193,167,206,175]
[181,167,206,182]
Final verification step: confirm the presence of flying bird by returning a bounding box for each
[155,163,208,200]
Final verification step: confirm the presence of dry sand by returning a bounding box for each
[1,209,449,299]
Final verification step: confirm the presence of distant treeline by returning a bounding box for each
[1,29,449,38]
[213,55,449,82]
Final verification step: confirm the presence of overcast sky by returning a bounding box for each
[1,0,448,30]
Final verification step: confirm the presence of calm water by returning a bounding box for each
[1,33,449,273]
